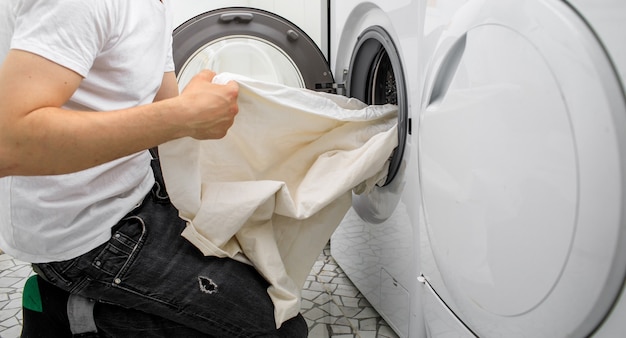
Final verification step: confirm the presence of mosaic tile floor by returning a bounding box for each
[0,243,399,338]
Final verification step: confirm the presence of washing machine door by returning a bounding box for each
[343,25,410,224]
[173,7,332,91]
[419,0,626,337]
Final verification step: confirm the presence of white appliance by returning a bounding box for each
[418,0,626,337]
[172,1,426,336]
[328,1,425,337]
[170,0,331,91]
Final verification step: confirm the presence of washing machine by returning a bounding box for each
[170,0,331,92]
[328,1,425,337]
[418,0,626,336]
[170,2,424,336]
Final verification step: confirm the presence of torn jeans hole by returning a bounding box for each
[198,276,218,294]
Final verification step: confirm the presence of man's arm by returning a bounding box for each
[154,71,180,102]
[0,50,238,177]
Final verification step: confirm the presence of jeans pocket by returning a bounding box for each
[92,215,147,278]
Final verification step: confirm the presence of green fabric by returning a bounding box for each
[23,275,43,312]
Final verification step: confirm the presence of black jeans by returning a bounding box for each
[32,160,307,337]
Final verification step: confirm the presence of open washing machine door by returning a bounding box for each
[329,2,420,334]
[173,7,333,91]
[418,0,626,337]
[343,25,410,224]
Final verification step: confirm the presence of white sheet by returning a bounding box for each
[158,73,398,327]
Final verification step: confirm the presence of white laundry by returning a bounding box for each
[158,73,398,328]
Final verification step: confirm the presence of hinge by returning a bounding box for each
[315,82,345,95]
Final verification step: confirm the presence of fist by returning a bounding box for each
[178,70,239,140]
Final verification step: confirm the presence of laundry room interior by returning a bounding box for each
[1,0,625,337]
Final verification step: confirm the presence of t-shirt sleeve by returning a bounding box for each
[164,35,175,73]
[164,0,175,73]
[11,1,109,77]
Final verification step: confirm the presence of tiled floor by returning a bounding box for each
[0,253,31,338]
[0,243,399,338]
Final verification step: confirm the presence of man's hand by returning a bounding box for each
[173,70,239,140]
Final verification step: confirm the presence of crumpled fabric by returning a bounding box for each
[158,73,398,327]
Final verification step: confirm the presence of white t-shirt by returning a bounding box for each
[0,0,175,263]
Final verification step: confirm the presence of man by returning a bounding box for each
[0,0,307,336]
